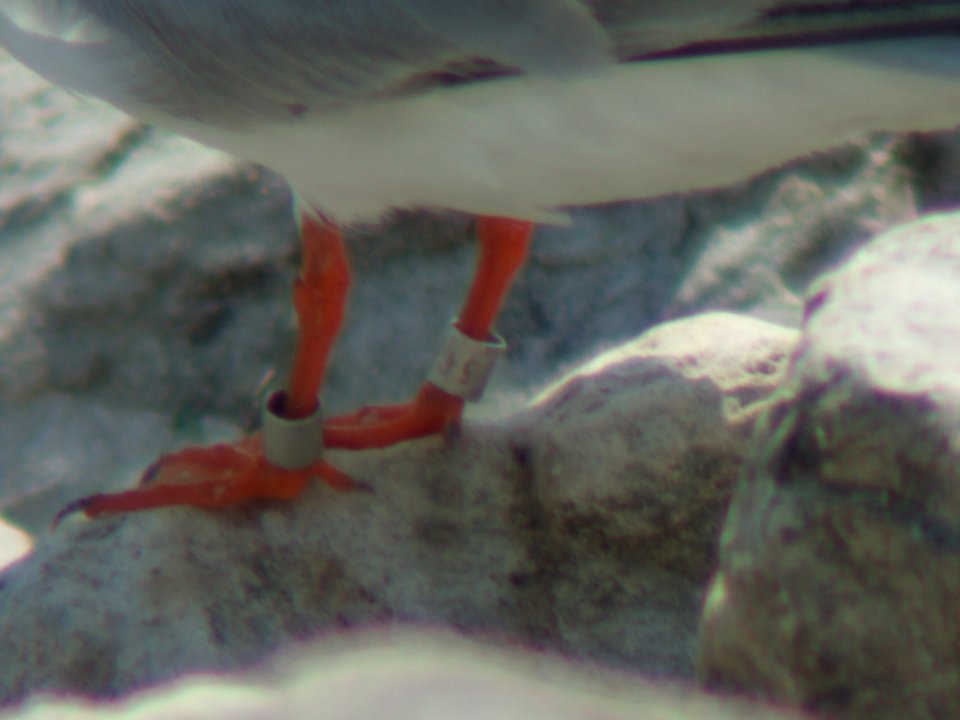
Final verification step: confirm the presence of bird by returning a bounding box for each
[1,1,959,520]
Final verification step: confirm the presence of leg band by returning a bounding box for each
[262,390,324,470]
[427,321,506,401]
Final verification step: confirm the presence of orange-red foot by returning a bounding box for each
[53,435,358,526]
[323,383,465,450]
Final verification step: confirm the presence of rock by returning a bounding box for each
[518,313,795,670]
[0,312,795,706]
[2,632,809,720]
[698,213,960,719]
[0,520,31,572]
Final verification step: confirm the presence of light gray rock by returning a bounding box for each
[2,632,810,720]
[0,312,795,707]
[698,213,960,719]
[518,313,795,669]
[0,519,30,572]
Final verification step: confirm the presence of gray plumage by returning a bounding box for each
[2,1,957,124]
[2,1,960,221]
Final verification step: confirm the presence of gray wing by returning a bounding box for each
[1,0,958,125]
[0,0,615,123]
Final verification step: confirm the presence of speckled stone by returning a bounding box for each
[0,313,794,706]
[698,213,960,720]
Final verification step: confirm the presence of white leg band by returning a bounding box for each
[262,390,324,470]
[427,321,506,401]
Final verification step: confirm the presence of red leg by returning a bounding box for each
[286,213,351,417]
[324,216,533,449]
[56,214,357,522]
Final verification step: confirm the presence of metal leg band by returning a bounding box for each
[262,390,324,470]
[427,321,506,401]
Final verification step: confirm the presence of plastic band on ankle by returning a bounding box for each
[262,390,324,470]
[427,321,506,401]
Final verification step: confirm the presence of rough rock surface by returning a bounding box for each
[698,214,960,719]
[0,519,31,572]
[5,633,809,720]
[0,312,794,707]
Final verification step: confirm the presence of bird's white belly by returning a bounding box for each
[153,43,960,224]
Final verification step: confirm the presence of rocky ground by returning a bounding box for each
[0,50,958,719]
